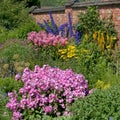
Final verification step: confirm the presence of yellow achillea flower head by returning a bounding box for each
[58,49,67,54]
[95,80,104,89]
[58,45,78,60]
[103,83,110,89]
[67,45,76,50]
[95,80,111,89]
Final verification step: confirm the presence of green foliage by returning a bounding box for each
[0,5,119,120]
[116,50,120,76]
[0,77,23,93]
[0,91,11,120]
[77,6,116,36]
[34,115,71,120]
[70,84,120,120]
[41,0,67,7]
[75,36,116,88]
[0,41,36,77]
[16,20,42,39]
[57,34,118,88]
[73,6,118,88]
[0,20,42,43]
[0,0,42,42]
[0,54,31,78]
[0,0,29,30]
[0,26,8,43]
[11,0,41,7]
[25,0,41,7]
[0,41,33,61]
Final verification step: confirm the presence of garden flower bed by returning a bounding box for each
[0,4,120,120]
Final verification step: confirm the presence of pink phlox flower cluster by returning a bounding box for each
[6,64,90,118]
[27,31,68,47]
[6,91,22,120]
[15,73,21,81]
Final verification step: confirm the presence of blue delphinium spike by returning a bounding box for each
[43,20,53,34]
[74,30,82,44]
[68,12,74,37]
[58,23,68,37]
[49,12,59,35]
[37,22,45,29]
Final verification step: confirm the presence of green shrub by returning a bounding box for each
[11,0,41,7]
[0,19,42,43]
[0,41,34,61]
[73,6,118,88]
[16,20,42,39]
[0,41,36,77]
[0,54,31,78]
[0,77,23,93]
[0,0,29,30]
[70,84,120,120]
[0,90,11,120]
[76,6,116,36]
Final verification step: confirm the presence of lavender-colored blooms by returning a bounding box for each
[6,65,90,118]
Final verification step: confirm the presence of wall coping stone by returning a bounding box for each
[32,6,65,14]
[72,0,120,8]
[31,0,120,14]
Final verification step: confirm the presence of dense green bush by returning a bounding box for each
[76,6,116,36]
[11,0,41,7]
[0,77,23,93]
[0,0,29,30]
[72,6,118,88]
[0,42,33,61]
[0,90,11,120]
[0,41,37,77]
[0,19,42,43]
[0,0,42,43]
[16,20,42,39]
[41,0,67,7]
[70,84,120,120]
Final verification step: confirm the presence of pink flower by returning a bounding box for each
[15,73,21,81]
[27,31,68,47]
[6,64,90,117]
[43,106,52,114]
[12,111,22,120]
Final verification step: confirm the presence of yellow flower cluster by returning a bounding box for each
[95,80,111,89]
[93,31,117,51]
[58,45,78,60]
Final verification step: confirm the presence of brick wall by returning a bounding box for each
[31,0,120,47]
